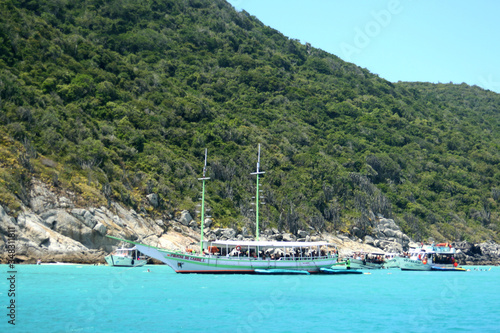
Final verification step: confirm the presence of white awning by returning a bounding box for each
[207,240,333,248]
[116,246,137,251]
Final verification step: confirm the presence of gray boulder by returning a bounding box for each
[147,193,159,208]
[297,230,308,238]
[70,208,97,229]
[179,210,193,226]
[364,235,375,246]
[370,216,411,252]
[93,222,107,236]
[221,228,236,239]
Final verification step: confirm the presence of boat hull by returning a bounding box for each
[348,258,383,269]
[255,269,310,275]
[400,258,431,271]
[135,244,337,274]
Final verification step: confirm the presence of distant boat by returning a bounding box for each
[108,145,338,274]
[430,243,466,271]
[400,244,433,271]
[104,246,147,267]
[344,251,385,269]
[400,243,465,271]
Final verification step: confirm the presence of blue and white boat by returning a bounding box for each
[400,243,464,271]
[104,246,147,267]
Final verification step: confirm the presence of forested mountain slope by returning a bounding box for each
[1,0,499,243]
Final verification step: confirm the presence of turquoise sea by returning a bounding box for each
[1,264,499,333]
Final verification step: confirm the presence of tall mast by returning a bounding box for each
[250,144,265,241]
[198,149,210,253]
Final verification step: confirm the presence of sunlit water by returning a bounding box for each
[1,264,498,332]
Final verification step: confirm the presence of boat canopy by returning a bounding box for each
[116,246,137,251]
[208,240,333,248]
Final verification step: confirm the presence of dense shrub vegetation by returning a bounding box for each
[1,0,499,243]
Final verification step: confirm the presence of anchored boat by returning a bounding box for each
[343,251,385,269]
[106,238,338,274]
[104,246,147,267]
[400,243,465,271]
[399,244,434,271]
[430,243,466,271]
[108,145,338,273]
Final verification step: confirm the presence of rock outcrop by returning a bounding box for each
[453,241,500,265]
[0,181,200,264]
[364,217,411,253]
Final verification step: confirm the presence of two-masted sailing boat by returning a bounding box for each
[108,145,338,273]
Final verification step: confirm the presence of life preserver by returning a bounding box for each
[235,245,241,251]
[422,259,427,265]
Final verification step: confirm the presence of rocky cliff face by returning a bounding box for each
[453,241,500,265]
[364,217,411,253]
[0,180,200,264]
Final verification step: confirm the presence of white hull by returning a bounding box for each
[135,244,337,274]
[399,258,432,271]
[105,254,147,267]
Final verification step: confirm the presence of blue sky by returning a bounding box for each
[227,0,500,94]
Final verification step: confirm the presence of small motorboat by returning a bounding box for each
[105,246,148,267]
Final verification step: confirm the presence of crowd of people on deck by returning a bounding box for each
[432,254,456,265]
[186,246,461,266]
[349,252,385,264]
[193,246,338,260]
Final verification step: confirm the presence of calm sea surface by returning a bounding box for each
[1,264,499,332]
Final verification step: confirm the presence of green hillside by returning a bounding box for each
[1,0,499,243]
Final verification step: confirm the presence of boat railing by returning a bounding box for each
[195,254,336,261]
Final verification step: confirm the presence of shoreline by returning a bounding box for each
[1,200,499,266]
[2,233,499,266]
